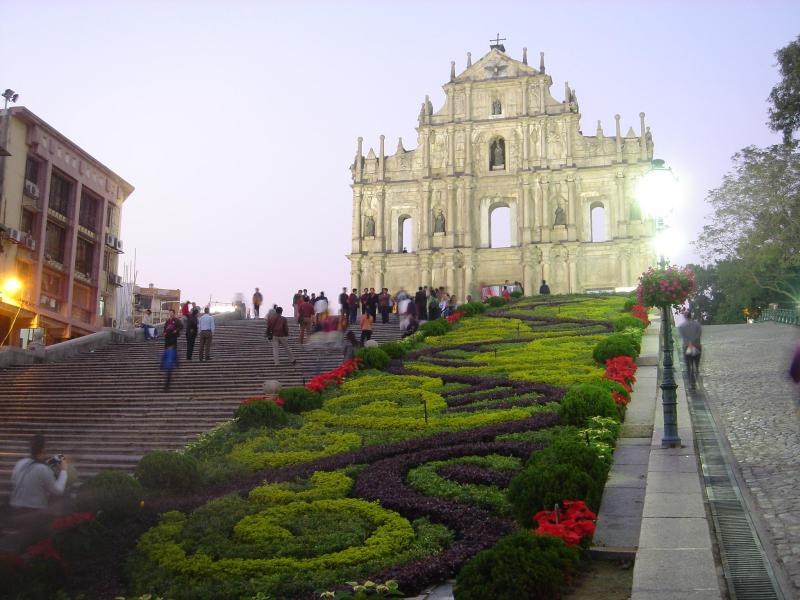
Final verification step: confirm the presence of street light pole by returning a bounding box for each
[637,158,682,448]
[660,304,681,447]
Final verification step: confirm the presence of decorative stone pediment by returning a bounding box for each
[453,48,538,83]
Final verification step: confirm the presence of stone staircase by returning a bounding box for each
[0,316,403,497]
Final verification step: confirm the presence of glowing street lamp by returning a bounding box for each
[638,159,682,449]
[2,277,21,295]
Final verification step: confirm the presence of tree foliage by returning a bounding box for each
[768,35,800,144]
[695,144,800,305]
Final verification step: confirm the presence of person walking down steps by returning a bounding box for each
[267,306,296,366]
[198,307,215,362]
[252,287,263,319]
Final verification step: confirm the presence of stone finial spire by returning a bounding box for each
[639,112,647,160]
[614,114,622,159]
[356,136,363,179]
[425,94,433,116]
[419,102,426,120]
[596,120,604,137]
[565,81,570,102]
[379,134,385,179]
[539,51,546,74]
[396,137,406,153]
[522,47,528,65]
[450,61,456,82]
[467,51,472,67]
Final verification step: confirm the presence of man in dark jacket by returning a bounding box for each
[185,308,199,360]
[415,287,428,320]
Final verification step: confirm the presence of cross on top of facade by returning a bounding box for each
[489,33,506,52]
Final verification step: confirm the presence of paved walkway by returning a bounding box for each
[701,322,800,594]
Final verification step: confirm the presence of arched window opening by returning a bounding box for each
[490,206,511,248]
[399,215,413,252]
[489,137,506,171]
[590,203,606,242]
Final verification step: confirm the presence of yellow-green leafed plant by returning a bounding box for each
[228,427,362,470]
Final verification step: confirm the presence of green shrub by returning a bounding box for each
[77,470,143,517]
[559,383,618,426]
[458,301,487,317]
[614,315,646,331]
[592,333,640,364]
[419,319,452,337]
[531,435,610,485]
[279,386,323,414]
[235,399,288,432]
[355,346,391,370]
[484,296,507,308]
[597,378,630,403]
[380,341,408,359]
[622,296,637,312]
[454,531,579,600]
[135,451,200,494]
[507,462,600,525]
[510,290,523,299]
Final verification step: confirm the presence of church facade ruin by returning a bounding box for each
[348,41,657,298]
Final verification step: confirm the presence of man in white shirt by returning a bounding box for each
[198,307,215,362]
[11,434,68,511]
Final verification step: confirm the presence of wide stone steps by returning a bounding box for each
[0,316,403,497]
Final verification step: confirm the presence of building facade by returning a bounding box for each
[348,44,657,299]
[0,107,134,345]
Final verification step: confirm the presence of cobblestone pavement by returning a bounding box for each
[700,322,800,593]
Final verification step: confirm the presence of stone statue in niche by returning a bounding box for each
[554,203,566,226]
[491,98,502,115]
[364,215,376,237]
[434,210,446,234]
[490,138,505,170]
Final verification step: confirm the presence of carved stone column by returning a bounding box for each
[539,178,550,243]
[352,188,363,253]
[376,188,386,252]
[615,170,627,238]
[420,183,432,250]
[521,179,532,244]
[540,245,551,289]
[465,125,473,175]
[567,176,577,241]
[464,181,475,248]
[568,245,580,293]
[447,183,457,247]
[447,125,455,176]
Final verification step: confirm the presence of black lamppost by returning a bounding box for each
[638,159,682,448]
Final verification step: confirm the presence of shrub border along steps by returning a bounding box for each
[7,295,644,599]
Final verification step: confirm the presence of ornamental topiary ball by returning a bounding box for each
[235,399,288,431]
[507,462,601,526]
[76,470,143,518]
[355,346,391,370]
[135,451,200,494]
[380,341,408,359]
[278,386,323,414]
[592,333,640,364]
[558,383,618,426]
[454,531,579,600]
[614,315,647,331]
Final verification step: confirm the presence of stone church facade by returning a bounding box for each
[348,43,657,298]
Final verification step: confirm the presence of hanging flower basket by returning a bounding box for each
[636,265,695,309]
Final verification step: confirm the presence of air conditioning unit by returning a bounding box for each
[7,228,23,243]
[24,180,40,199]
[108,273,123,287]
[24,235,36,251]
[105,233,116,248]
[49,297,57,309]
[115,238,124,252]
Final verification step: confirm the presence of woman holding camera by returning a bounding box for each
[10,434,68,512]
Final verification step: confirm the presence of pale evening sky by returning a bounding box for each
[2,1,798,308]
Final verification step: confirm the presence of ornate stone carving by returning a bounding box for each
[364,215,376,237]
[490,138,505,170]
[554,204,566,226]
[434,210,446,233]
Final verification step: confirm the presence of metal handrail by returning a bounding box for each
[759,308,800,326]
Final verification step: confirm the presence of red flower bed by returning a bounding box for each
[51,512,95,532]
[604,355,637,394]
[630,304,650,326]
[446,310,465,324]
[305,358,361,393]
[239,396,284,407]
[25,537,62,563]
[532,500,596,546]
